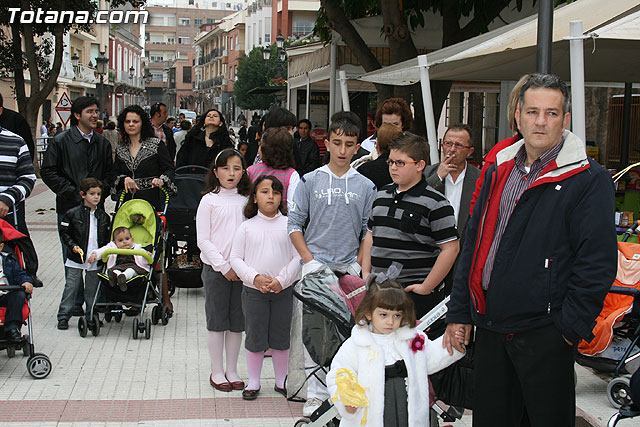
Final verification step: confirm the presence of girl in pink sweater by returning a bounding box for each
[196,148,251,392]
[230,175,301,400]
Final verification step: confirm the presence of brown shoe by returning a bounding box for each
[242,388,260,400]
[210,375,233,392]
[228,380,245,390]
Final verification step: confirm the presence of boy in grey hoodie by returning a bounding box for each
[288,111,377,415]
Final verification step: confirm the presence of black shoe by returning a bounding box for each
[242,388,260,400]
[274,385,287,398]
[6,328,21,343]
[117,274,128,292]
[70,305,84,317]
[57,319,69,330]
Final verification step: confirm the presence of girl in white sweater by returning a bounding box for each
[327,280,464,427]
[230,175,301,400]
[196,148,251,392]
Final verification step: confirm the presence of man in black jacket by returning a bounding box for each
[443,74,617,426]
[150,103,176,161]
[0,94,35,161]
[41,96,113,317]
[294,119,320,177]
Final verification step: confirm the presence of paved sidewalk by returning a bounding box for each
[0,181,631,426]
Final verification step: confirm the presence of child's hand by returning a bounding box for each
[72,246,81,254]
[87,253,97,264]
[267,278,283,293]
[253,274,272,293]
[344,405,358,414]
[223,268,240,282]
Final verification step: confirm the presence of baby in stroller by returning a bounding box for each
[89,226,151,292]
[0,228,34,342]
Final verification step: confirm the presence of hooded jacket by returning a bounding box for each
[327,325,464,427]
[446,130,617,344]
[287,165,376,265]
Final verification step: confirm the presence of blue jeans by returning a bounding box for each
[57,213,84,306]
[57,267,99,321]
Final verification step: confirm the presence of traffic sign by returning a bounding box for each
[55,92,72,126]
[116,91,124,98]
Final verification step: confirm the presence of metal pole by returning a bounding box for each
[305,73,311,119]
[329,41,336,119]
[417,55,439,165]
[99,75,104,117]
[568,20,586,143]
[536,0,553,73]
[338,70,350,111]
[621,82,633,166]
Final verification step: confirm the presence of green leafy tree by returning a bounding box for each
[0,0,139,172]
[234,45,287,111]
[316,0,569,135]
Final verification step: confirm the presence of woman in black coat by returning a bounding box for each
[112,105,176,212]
[175,108,233,169]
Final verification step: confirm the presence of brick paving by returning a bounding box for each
[0,181,629,426]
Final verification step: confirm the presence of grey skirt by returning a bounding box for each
[202,264,244,332]
[241,285,293,352]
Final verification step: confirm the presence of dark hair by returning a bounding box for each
[150,102,166,118]
[203,148,251,195]
[329,111,361,140]
[79,177,104,193]
[70,96,99,126]
[105,121,116,130]
[187,108,229,140]
[244,175,288,218]
[237,141,248,150]
[444,124,474,147]
[376,123,403,155]
[354,280,416,328]
[389,132,429,163]
[298,119,312,128]
[166,117,176,124]
[264,107,297,130]
[180,120,192,130]
[0,93,3,108]
[260,127,295,170]
[520,73,570,115]
[117,105,156,144]
[113,226,130,238]
[374,97,413,131]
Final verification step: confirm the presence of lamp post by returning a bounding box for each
[144,72,152,105]
[71,52,79,78]
[263,33,287,83]
[95,51,109,119]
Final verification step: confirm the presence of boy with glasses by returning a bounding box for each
[362,132,459,319]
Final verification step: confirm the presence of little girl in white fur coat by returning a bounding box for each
[327,280,464,427]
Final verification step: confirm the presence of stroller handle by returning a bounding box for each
[100,248,154,265]
[621,220,640,242]
[119,185,170,207]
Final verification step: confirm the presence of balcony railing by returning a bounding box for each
[115,69,145,89]
[72,64,98,84]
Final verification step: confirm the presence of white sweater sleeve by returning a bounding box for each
[229,224,259,287]
[196,198,231,274]
[287,171,301,212]
[327,339,367,424]
[275,240,302,289]
[424,335,465,375]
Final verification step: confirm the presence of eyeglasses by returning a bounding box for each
[386,159,418,168]
[442,141,472,150]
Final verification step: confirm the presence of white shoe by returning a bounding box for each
[303,397,324,417]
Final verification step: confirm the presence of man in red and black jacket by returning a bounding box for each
[443,74,617,426]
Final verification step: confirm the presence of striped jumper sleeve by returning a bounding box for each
[0,128,36,208]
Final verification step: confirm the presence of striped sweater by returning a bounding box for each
[0,128,36,209]
[247,163,300,206]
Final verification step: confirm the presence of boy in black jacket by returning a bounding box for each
[0,228,34,341]
[57,178,110,330]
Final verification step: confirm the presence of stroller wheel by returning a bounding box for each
[6,345,15,358]
[115,312,123,323]
[104,312,113,322]
[161,306,170,325]
[91,314,101,337]
[607,376,632,408]
[151,305,160,325]
[294,418,311,426]
[145,319,151,339]
[78,317,88,338]
[27,353,52,379]
[132,318,139,340]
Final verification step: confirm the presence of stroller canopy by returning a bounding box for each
[112,199,157,247]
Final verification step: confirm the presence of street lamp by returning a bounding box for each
[95,51,109,118]
[129,66,135,80]
[71,52,79,77]
[264,34,287,83]
[263,46,270,61]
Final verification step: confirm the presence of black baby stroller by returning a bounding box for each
[290,265,463,426]
[81,188,170,339]
[164,165,208,296]
[0,214,51,378]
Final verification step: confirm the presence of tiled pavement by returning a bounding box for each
[0,181,632,426]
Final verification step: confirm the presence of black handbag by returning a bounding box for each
[430,340,475,409]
